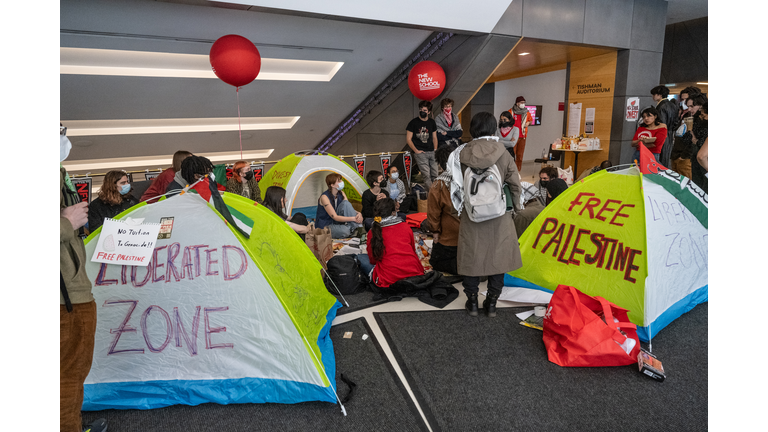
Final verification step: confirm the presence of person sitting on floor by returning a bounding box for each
[88,170,139,232]
[226,160,262,203]
[546,178,569,205]
[385,165,416,213]
[140,150,192,202]
[316,173,363,239]
[362,170,408,231]
[532,166,559,206]
[427,144,461,275]
[576,160,612,181]
[262,186,309,239]
[166,155,215,196]
[358,198,424,288]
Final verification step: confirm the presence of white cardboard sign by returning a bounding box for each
[91,217,161,266]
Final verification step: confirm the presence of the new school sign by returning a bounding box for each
[507,167,708,341]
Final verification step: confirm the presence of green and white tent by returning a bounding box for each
[82,190,341,410]
[259,153,369,219]
[506,166,708,341]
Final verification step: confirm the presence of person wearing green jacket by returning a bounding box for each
[59,124,107,432]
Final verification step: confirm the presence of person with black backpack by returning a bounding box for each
[456,112,523,317]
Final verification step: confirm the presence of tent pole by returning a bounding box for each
[323,267,350,307]
[303,335,347,416]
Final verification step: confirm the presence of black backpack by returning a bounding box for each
[324,255,369,295]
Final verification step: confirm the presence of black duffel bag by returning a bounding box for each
[324,254,369,295]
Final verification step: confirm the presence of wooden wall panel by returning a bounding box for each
[564,52,617,176]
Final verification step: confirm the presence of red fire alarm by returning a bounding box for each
[558,102,565,111]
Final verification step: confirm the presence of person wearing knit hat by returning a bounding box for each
[509,96,532,171]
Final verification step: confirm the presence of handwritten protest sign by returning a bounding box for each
[91,217,161,266]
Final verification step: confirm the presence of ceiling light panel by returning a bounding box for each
[62,117,300,136]
[60,47,344,81]
[63,149,275,172]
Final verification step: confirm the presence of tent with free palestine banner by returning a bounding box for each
[506,166,708,342]
[81,190,341,410]
[258,153,369,220]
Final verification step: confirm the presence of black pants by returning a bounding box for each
[290,212,308,241]
[429,242,458,275]
[462,274,505,297]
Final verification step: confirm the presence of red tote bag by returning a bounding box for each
[542,285,641,367]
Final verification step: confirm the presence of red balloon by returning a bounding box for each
[209,35,261,88]
[407,61,446,101]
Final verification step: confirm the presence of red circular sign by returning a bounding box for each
[407,61,446,101]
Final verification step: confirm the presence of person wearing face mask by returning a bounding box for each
[386,165,416,213]
[533,166,559,207]
[263,186,309,239]
[496,111,519,158]
[434,98,463,149]
[509,96,533,171]
[406,100,439,190]
[226,160,262,203]
[87,170,139,232]
[60,124,109,432]
[316,173,363,239]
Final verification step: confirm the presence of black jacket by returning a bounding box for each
[656,99,680,130]
[88,195,139,231]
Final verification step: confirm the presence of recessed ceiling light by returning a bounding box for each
[63,149,275,173]
[696,82,708,85]
[62,117,300,136]
[518,52,530,56]
[60,48,344,82]
[664,83,676,87]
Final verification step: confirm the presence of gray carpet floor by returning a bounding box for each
[375,303,708,432]
[82,318,427,431]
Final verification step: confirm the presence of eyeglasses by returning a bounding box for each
[60,126,67,136]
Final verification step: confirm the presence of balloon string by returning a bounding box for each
[237,86,243,159]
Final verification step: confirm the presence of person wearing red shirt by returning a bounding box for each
[358,198,424,288]
[631,107,667,162]
[140,150,192,202]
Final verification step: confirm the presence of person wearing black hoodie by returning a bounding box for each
[545,178,569,205]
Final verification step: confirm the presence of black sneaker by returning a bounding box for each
[83,418,107,432]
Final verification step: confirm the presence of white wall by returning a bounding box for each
[494,69,567,162]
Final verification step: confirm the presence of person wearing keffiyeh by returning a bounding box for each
[435,98,463,149]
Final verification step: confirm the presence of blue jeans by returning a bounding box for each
[329,200,360,239]
[357,254,375,280]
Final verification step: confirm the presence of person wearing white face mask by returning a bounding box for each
[60,124,109,432]
[510,96,532,171]
[316,173,363,239]
[87,170,139,231]
[386,165,416,213]
[434,98,463,149]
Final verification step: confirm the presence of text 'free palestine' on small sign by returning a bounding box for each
[91,217,161,267]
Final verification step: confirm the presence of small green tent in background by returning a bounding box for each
[258,153,369,219]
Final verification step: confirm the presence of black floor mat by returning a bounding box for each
[375,304,708,432]
[82,318,427,432]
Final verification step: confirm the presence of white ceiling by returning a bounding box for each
[60,0,708,176]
